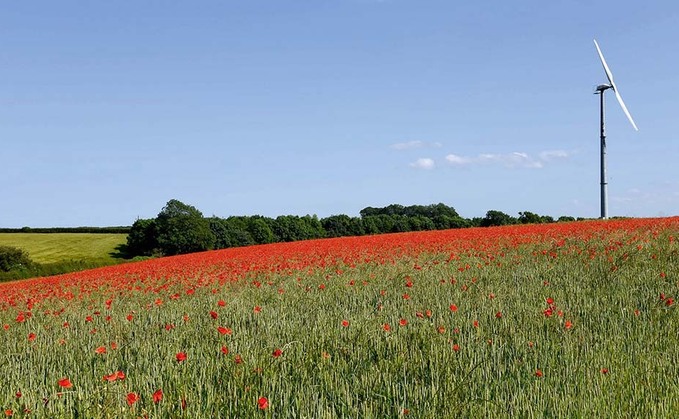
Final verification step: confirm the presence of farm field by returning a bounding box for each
[0,233,127,264]
[1,218,678,417]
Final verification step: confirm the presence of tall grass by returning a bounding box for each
[1,224,678,417]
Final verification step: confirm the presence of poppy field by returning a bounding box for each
[1,217,678,417]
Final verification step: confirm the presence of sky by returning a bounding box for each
[2,1,678,227]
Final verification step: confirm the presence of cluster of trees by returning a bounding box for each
[126,200,578,258]
[0,246,33,272]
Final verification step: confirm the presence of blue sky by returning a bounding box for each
[2,1,678,227]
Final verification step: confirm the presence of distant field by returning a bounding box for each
[0,233,127,264]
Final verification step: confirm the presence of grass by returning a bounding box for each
[0,233,127,264]
[1,221,678,417]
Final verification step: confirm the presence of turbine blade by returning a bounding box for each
[593,39,615,87]
[614,88,639,131]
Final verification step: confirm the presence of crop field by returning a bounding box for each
[1,218,678,417]
[0,234,127,265]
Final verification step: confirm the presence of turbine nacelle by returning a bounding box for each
[595,84,612,93]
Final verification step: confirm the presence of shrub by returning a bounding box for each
[0,246,34,272]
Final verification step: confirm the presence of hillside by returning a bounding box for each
[0,233,127,264]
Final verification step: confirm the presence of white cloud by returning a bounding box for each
[445,154,472,165]
[444,149,571,169]
[409,158,435,170]
[391,140,424,150]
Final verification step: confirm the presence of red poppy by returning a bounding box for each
[437,326,445,334]
[600,368,609,374]
[564,320,573,330]
[253,306,261,314]
[234,354,242,364]
[452,344,460,352]
[220,346,229,355]
[153,389,163,404]
[534,369,543,377]
[341,320,349,328]
[103,373,117,382]
[449,304,458,312]
[28,333,36,342]
[546,297,554,305]
[176,352,187,362]
[382,323,391,332]
[399,318,408,327]
[272,348,282,358]
[210,311,218,320]
[217,300,226,307]
[217,326,232,335]
[495,311,502,319]
[58,377,73,388]
[126,392,139,406]
[5,409,12,417]
[258,396,269,410]
[94,346,106,354]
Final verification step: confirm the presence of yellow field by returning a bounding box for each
[0,233,127,264]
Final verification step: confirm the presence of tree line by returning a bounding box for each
[125,199,581,258]
[0,226,131,234]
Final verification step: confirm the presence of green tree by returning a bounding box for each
[322,215,360,238]
[208,217,233,249]
[248,218,275,244]
[126,218,159,256]
[0,246,34,272]
[156,199,215,256]
[480,210,517,227]
[518,211,543,224]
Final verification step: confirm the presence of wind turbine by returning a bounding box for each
[593,39,638,219]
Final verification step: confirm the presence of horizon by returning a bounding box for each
[2,1,678,228]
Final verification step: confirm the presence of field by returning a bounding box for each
[1,218,678,417]
[0,233,127,264]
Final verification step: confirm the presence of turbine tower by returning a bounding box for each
[593,39,638,219]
